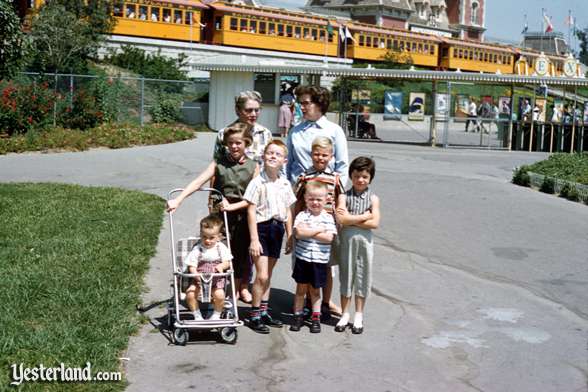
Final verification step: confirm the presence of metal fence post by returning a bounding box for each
[140,77,145,127]
[443,82,451,148]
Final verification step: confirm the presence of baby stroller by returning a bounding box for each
[167,188,243,345]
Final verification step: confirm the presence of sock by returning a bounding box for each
[250,306,260,320]
[311,311,320,321]
[337,312,350,327]
[353,312,363,328]
[260,300,269,316]
[212,310,221,319]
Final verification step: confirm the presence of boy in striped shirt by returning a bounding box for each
[290,181,337,333]
[293,136,345,320]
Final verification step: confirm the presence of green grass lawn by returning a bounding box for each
[0,183,164,390]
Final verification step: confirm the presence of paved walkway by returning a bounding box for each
[1,133,587,392]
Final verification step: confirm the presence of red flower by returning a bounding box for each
[27,116,33,124]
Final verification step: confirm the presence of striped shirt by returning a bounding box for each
[346,188,373,215]
[214,123,273,165]
[293,168,344,215]
[294,210,337,264]
[243,171,297,223]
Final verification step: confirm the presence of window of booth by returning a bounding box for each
[254,74,275,104]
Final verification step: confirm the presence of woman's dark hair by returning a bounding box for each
[295,85,330,115]
[349,156,376,182]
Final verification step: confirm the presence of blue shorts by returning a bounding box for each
[292,258,327,289]
[257,218,285,259]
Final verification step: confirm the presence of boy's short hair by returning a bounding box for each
[264,139,288,157]
[311,136,333,152]
[349,156,376,182]
[200,214,224,232]
[304,180,328,194]
[223,122,253,147]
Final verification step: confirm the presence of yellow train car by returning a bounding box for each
[207,2,339,57]
[439,38,515,74]
[347,23,441,68]
[112,0,207,42]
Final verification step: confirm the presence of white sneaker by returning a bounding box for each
[210,312,221,321]
[193,311,204,321]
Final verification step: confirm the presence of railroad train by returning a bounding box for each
[16,0,580,77]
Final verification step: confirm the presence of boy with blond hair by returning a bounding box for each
[293,136,345,320]
[243,140,297,333]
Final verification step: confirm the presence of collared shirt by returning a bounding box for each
[243,171,296,223]
[293,167,344,215]
[213,122,273,165]
[294,210,337,264]
[346,187,373,215]
[286,116,349,186]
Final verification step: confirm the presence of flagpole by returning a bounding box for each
[568,10,572,54]
[541,8,544,53]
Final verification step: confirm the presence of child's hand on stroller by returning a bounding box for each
[220,198,234,212]
[249,240,262,257]
[166,198,180,213]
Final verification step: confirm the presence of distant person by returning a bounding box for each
[465,98,479,132]
[278,98,293,138]
[521,99,532,122]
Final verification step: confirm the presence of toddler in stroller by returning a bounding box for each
[184,214,232,321]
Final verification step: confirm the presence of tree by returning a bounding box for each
[28,0,114,73]
[0,1,28,79]
[576,26,588,66]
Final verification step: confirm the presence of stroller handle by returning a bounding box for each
[167,187,223,201]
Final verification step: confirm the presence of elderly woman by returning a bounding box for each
[213,91,273,166]
[212,91,273,304]
[286,85,349,186]
[286,85,349,319]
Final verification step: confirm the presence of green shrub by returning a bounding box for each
[526,153,588,185]
[512,166,531,187]
[540,177,556,194]
[559,183,580,202]
[148,94,182,123]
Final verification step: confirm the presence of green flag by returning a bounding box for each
[327,21,334,36]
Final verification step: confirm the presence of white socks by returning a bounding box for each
[353,312,363,329]
[210,311,222,320]
[193,310,203,321]
[336,312,350,327]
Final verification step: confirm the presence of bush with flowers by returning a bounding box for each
[0,81,57,135]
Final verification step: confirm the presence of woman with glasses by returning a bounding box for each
[212,91,273,304]
[213,91,273,167]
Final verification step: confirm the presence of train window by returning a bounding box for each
[328,29,333,42]
[424,44,428,53]
[286,25,292,37]
[240,19,248,32]
[250,20,257,33]
[294,26,301,38]
[139,5,147,20]
[399,41,404,51]
[468,50,473,60]
[125,4,136,18]
[185,11,192,25]
[387,39,392,49]
[319,30,325,42]
[458,49,462,58]
[303,27,310,39]
[311,29,317,40]
[430,45,435,55]
[259,21,266,34]
[162,8,171,23]
[359,35,364,46]
[230,17,238,31]
[150,7,159,22]
[277,24,284,36]
[366,36,371,47]
[215,16,222,29]
[442,47,448,57]
[412,42,417,52]
[174,10,182,24]
[393,40,398,50]
[493,54,497,63]
[113,2,123,17]
[484,52,488,62]
[373,37,378,48]
[269,22,276,35]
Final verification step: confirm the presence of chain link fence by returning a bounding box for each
[15,72,209,128]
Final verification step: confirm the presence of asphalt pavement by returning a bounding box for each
[1,133,587,392]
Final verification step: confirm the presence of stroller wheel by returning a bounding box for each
[218,327,238,345]
[173,328,188,346]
